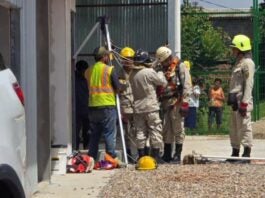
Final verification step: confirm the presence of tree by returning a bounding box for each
[181,1,230,69]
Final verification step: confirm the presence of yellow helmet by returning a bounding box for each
[156,46,172,62]
[230,34,251,52]
[135,156,157,171]
[184,60,191,70]
[120,47,135,58]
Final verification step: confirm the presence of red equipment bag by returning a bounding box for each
[67,151,94,173]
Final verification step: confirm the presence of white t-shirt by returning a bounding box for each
[189,85,201,108]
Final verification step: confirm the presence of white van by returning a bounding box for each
[0,63,26,198]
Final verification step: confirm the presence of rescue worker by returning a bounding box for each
[119,47,136,163]
[129,50,167,163]
[156,46,192,164]
[227,34,255,160]
[86,46,122,165]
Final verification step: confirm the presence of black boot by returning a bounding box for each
[151,148,165,164]
[162,144,172,163]
[171,144,182,164]
[137,148,145,160]
[127,148,135,164]
[144,146,151,156]
[226,148,240,163]
[241,147,251,163]
[242,147,251,157]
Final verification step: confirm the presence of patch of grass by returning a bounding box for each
[187,101,265,135]
[186,105,230,135]
[258,101,265,119]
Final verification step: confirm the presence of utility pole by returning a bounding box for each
[168,0,181,58]
[253,0,260,121]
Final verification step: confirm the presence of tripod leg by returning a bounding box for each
[104,22,128,165]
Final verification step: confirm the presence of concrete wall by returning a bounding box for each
[0,5,21,81]
[10,9,21,82]
[20,0,38,196]
[36,0,50,182]
[49,0,75,153]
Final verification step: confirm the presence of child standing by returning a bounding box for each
[208,78,225,130]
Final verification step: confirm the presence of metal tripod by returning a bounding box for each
[73,16,128,165]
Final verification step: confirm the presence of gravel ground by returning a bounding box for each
[100,164,265,198]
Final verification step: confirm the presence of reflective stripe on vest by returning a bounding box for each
[87,61,116,107]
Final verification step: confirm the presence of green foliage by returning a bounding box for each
[181,1,230,68]
[258,101,265,118]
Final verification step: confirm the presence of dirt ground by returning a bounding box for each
[252,118,265,139]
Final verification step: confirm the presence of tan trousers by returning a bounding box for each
[230,111,253,149]
[123,113,135,149]
[162,104,185,144]
[134,111,163,149]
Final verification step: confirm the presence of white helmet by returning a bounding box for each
[156,46,172,62]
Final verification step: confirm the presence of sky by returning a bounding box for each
[185,0,264,9]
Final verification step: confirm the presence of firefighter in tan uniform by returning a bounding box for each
[129,50,167,163]
[156,46,192,164]
[119,47,136,163]
[228,34,255,159]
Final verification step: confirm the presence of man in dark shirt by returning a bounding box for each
[75,60,90,150]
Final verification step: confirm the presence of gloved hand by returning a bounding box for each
[179,102,189,117]
[238,102,248,117]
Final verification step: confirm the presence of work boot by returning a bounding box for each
[114,157,127,168]
[151,148,165,164]
[162,143,172,163]
[137,148,145,160]
[144,146,151,156]
[226,148,240,163]
[171,144,182,164]
[242,147,251,157]
[241,147,251,163]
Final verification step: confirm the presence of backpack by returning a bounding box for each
[67,151,94,173]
